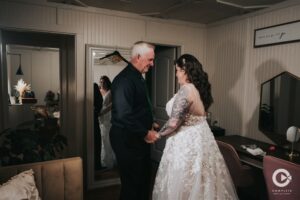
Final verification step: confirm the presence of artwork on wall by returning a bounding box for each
[254,20,300,48]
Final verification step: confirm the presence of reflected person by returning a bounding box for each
[99,75,115,169]
[94,83,103,170]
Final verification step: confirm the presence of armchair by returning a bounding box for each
[0,157,83,200]
[216,140,256,199]
[263,155,300,200]
[216,140,254,188]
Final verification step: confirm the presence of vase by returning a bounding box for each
[18,96,22,104]
[18,91,25,104]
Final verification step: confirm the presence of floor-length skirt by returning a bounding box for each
[152,120,238,200]
[100,112,115,168]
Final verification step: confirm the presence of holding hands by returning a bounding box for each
[144,129,161,143]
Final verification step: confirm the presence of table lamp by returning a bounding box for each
[286,126,300,159]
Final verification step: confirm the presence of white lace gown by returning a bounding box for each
[152,84,238,200]
[99,90,115,168]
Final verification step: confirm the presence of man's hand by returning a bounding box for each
[144,130,160,143]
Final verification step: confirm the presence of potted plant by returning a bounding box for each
[0,119,67,166]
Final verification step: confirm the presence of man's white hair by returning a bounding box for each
[131,41,154,58]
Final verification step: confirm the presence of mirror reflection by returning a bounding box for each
[99,75,114,169]
[1,44,66,167]
[259,71,300,148]
[92,47,130,182]
[7,44,60,129]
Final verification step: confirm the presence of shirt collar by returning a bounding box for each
[128,63,143,78]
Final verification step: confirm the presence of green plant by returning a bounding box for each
[0,119,67,166]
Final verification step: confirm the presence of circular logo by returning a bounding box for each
[272,168,292,187]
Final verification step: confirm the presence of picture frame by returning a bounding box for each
[254,20,300,48]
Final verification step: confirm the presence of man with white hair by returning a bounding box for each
[110,41,159,200]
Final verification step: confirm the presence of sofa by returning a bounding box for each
[0,157,83,200]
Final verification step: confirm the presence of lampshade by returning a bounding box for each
[16,54,23,75]
[16,63,24,75]
[7,52,24,75]
[286,126,300,143]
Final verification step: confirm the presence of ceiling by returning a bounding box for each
[49,0,287,24]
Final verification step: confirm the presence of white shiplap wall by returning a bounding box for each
[207,3,300,143]
[206,19,249,137]
[7,46,59,105]
[1,0,300,153]
[0,0,206,156]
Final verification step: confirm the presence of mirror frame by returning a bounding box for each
[85,44,131,188]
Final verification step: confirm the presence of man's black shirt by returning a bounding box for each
[110,63,153,139]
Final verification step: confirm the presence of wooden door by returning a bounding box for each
[150,46,178,162]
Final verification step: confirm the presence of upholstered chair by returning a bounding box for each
[263,155,300,200]
[217,140,254,187]
[216,140,256,199]
[0,157,83,200]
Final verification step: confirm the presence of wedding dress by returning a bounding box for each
[99,90,115,168]
[152,83,238,200]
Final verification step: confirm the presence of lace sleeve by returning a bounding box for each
[159,86,191,136]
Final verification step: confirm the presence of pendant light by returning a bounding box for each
[15,54,23,75]
[7,52,23,75]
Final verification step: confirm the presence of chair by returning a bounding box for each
[0,157,83,200]
[216,140,254,188]
[263,155,300,200]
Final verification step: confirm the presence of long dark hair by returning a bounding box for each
[100,75,112,91]
[175,54,213,111]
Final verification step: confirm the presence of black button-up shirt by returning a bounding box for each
[111,63,153,139]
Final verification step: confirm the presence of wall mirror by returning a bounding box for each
[6,44,60,129]
[0,29,76,166]
[259,71,300,151]
[85,45,130,188]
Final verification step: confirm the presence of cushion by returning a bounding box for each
[0,169,40,200]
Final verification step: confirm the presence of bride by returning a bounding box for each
[152,54,238,200]
[99,75,115,169]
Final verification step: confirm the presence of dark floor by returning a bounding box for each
[94,166,119,181]
[85,184,121,200]
[85,161,158,200]
[85,162,267,200]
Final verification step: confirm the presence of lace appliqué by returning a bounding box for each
[159,86,191,136]
[183,114,206,126]
[153,87,238,199]
[153,122,238,199]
